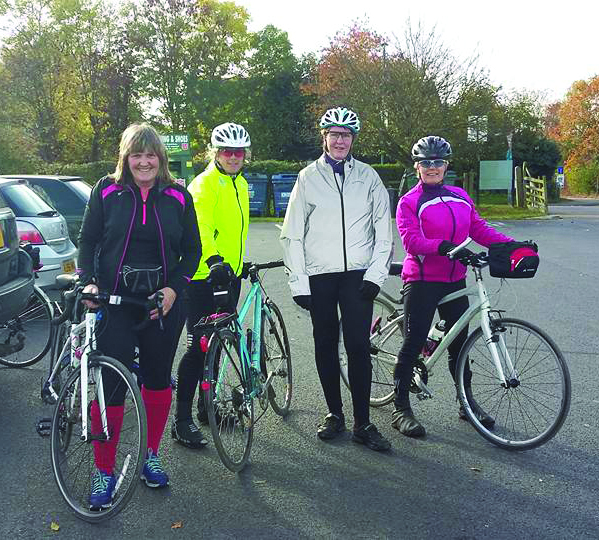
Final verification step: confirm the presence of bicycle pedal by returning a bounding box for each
[36,417,52,437]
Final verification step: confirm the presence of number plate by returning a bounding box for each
[62,259,75,273]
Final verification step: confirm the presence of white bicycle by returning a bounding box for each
[340,239,571,450]
[46,277,158,522]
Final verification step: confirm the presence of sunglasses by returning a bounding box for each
[220,148,245,158]
[418,159,448,169]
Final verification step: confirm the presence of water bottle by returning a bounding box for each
[422,321,445,357]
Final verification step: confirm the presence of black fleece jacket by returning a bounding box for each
[78,176,201,296]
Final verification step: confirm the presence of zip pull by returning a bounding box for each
[141,189,149,225]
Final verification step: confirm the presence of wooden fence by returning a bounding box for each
[515,163,548,213]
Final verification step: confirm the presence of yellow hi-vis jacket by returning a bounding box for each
[187,163,249,280]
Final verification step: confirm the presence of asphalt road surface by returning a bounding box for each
[2,204,598,539]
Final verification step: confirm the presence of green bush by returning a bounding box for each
[565,163,599,195]
[193,159,304,177]
[41,161,116,186]
[371,163,405,188]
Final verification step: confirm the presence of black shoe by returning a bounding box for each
[171,419,208,449]
[352,423,391,451]
[391,408,426,437]
[459,403,495,429]
[317,413,346,440]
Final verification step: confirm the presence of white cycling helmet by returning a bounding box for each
[319,107,361,133]
[210,122,251,148]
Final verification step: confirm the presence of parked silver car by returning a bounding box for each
[0,178,77,289]
[0,175,91,246]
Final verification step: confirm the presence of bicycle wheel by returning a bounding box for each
[0,286,53,367]
[456,318,571,451]
[205,328,254,472]
[340,296,403,407]
[50,355,147,522]
[261,300,292,416]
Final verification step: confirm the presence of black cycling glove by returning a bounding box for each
[438,240,458,256]
[293,295,312,311]
[240,262,252,280]
[208,260,234,287]
[359,280,380,302]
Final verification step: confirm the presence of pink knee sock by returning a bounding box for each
[141,386,172,454]
[90,401,125,474]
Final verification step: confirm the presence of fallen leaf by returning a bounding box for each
[50,521,60,532]
[470,467,481,472]
[171,522,183,529]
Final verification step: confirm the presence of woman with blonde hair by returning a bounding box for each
[78,122,201,507]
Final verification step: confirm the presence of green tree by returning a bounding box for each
[241,25,314,160]
[52,0,141,161]
[133,0,250,145]
[0,0,65,162]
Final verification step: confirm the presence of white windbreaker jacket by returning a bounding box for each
[280,154,393,297]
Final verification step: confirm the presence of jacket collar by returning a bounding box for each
[316,153,355,178]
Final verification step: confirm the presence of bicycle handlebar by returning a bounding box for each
[447,237,488,267]
[251,260,284,271]
[53,287,165,330]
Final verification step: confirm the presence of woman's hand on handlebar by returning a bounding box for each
[82,283,99,308]
[149,287,176,319]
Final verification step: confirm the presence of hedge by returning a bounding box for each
[41,161,116,186]
[44,159,406,188]
[565,163,599,195]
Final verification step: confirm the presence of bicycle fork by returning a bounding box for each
[477,278,518,387]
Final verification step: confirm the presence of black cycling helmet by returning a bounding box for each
[411,135,452,161]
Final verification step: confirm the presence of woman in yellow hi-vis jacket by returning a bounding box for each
[171,123,250,449]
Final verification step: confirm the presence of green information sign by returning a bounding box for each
[479,160,513,190]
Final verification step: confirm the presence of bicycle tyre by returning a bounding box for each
[261,300,292,416]
[206,328,254,472]
[0,286,53,367]
[456,318,571,451]
[340,296,402,407]
[50,355,147,522]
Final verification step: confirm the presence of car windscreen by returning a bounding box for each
[66,180,92,201]
[0,183,58,217]
[27,179,88,216]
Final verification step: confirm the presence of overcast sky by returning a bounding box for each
[235,0,598,103]
[1,0,596,103]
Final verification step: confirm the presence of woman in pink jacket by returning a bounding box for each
[392,136,514,437]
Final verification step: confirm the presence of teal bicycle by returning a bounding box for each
[201,260,292,472]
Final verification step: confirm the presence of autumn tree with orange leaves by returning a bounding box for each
[308,20,488,166]
[548,76,599,194]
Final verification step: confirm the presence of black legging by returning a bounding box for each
[96,297,184,406]
[309,270,373,428]
[393,279,470,410]
[176,278,241,404]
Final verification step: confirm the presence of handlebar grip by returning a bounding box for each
[254,260,284,270]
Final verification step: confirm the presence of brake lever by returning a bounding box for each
[154,291,164,331]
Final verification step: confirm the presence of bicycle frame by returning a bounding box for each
[374,267,518,399]
[46,311,111,443]
[213,276,281,402]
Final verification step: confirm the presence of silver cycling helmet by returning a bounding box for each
[211,122,251,148]
[319,107,361,134]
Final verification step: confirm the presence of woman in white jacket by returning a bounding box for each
[280,107,393,451]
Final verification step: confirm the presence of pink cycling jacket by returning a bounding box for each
[397,182,513,283]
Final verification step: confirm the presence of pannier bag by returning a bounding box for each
[488,241,539,279]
